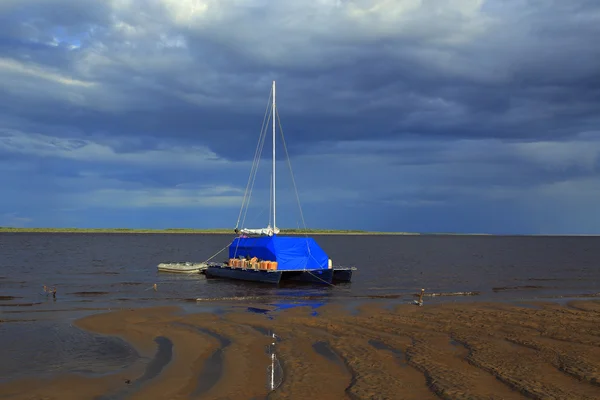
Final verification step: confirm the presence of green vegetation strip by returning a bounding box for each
[0,227,420,235]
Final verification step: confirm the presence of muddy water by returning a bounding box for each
[1,232,600,384]
[0,320,139,383]
[1,233,599,315]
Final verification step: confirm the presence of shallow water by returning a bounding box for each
[2,233,600,382]
[0,320,139,383]
[368,340,407,367]
[313,341,345,366]
[1,233,600,318]
[95,336,173,400]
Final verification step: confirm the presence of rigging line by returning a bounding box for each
[233,234,241,259]
[240,197,269,235]
[241,109,270,229]
[237,93,271,229]
[305,249,333,286]
[203,243,231,263]
[233,201,268,258]
[249,204,268,227]
[242,96,272,229]
[276,108,308,236]
[269,170,273,228]
[236,117,268,230]
[236,91,272,230]
[237,125,264,230]
[307,270,335,286]
[240,101,271,229]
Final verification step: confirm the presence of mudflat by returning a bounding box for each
[2,300,600,400]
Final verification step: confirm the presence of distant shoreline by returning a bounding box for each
[0,227,422,235]
[0,227,597,236]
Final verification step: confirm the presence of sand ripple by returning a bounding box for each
[1,300,600,399]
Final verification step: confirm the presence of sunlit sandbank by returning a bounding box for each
[1,300,600,399]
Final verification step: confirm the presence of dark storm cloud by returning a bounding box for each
[1,0,598,151]
[1,0,599,233]
[0,0,110,64]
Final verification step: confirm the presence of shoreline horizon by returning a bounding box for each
[1,226,599,236]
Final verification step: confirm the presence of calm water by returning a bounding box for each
[1,233,600,382]
[1,232,599,314]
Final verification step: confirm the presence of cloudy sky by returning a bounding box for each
[0,0,598,234]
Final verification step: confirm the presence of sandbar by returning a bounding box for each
[1,300,600,399]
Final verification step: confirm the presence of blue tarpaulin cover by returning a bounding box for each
[229,236,329,270]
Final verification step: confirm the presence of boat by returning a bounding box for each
[157,262,207,274]
[204,81,355,285]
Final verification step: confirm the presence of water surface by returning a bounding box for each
[1,233,599,316]
[1,232,599,382]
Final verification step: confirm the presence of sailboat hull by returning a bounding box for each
[281,269,334,284]
[205,266,283,284]
[204,265,337,285]
[332,268,353,282]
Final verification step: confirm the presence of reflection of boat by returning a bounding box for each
[157,262,207,274]
[204,81,355,285]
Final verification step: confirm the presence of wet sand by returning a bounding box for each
[2,300,600,399]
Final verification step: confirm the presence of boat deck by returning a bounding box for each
[203,263,355,284]
[156,261,356,284]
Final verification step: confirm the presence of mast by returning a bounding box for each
[272,80,276,231]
